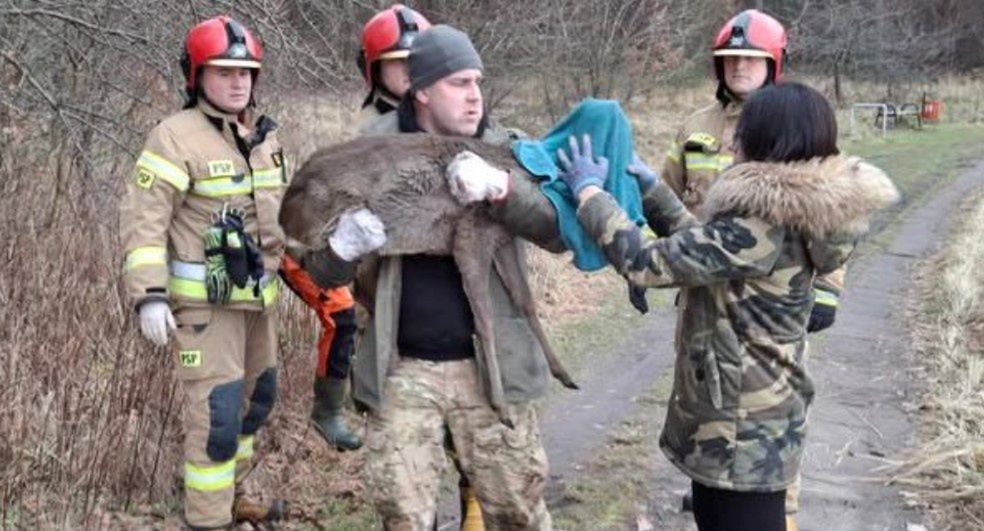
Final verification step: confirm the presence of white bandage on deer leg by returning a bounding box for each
[328,208,388,261]
[446,151,510,204]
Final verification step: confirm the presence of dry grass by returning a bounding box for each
[894,188,984,530]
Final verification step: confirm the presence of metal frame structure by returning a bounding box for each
[850,103,889,136]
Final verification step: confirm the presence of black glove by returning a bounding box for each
[218,209,264,290]
[807,288,838,333]
[628,283,649,314]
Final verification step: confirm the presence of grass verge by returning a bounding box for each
[844,124,984,201]
[841,124,984,257]
[548,371,692,531]
[892,187,984,530]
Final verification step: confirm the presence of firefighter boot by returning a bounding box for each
[459,484,485,531]
[233,497,287,525]
[311,376,362,451]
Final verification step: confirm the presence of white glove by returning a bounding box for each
[139,300,176,347]
[328,208,387,261]
[446,151,510,204]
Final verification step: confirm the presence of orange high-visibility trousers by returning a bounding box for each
[280,254,355,378]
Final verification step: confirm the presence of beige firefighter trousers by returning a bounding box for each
[171,304,278,528]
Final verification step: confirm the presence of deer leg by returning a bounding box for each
[453,217,512,427]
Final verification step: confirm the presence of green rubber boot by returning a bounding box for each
[311,376,362,451]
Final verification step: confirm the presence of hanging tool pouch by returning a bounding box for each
[204,208,266,303]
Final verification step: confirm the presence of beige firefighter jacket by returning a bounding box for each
[121,100,290,311]
[662,98,845,293]
[355,92,400,135]
[663,100,741,212]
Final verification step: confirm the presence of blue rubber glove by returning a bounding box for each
[556,134,609,197]
[626,152,660,194]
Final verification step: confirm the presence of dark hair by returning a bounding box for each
[735,82,839,162]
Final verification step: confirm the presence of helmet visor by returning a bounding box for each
[378,49,410,61]
[713,48,773,59]
[205,58,262,69]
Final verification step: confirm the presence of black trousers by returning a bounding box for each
[692,481,786,531]
[326,307,356,379]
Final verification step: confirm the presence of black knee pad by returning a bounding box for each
[328,308,356,378]
[241,367,277,435]
[331,307,357,335]
[206,379,245,462]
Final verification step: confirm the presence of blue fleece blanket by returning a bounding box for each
[512,99,644,271]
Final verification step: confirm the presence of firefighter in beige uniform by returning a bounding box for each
[355,4,431,133]
[120,16,287,530]
[664,10,844,311]
[661,10,842,530]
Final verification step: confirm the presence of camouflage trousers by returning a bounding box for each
[365,357,552,531]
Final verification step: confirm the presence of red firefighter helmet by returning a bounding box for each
[182,15,263,92]
[359,5,431,86]
[713,9,787,82]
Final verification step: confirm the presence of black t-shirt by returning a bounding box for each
[391,103,489,361]
[397,255,475,361]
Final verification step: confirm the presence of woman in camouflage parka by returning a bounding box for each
[559,83,899,531]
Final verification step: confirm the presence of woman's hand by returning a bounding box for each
[627,152,661,194]
[557,134,609,198]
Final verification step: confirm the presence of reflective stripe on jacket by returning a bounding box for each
[662,101,742,212]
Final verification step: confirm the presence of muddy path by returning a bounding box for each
[437,160,984,530]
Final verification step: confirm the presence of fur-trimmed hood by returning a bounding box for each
[701,155,900,237]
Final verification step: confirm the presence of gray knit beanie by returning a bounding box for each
[408,25,483,91]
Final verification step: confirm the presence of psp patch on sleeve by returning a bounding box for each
[179,349,203,368]
[136,168,156,189]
